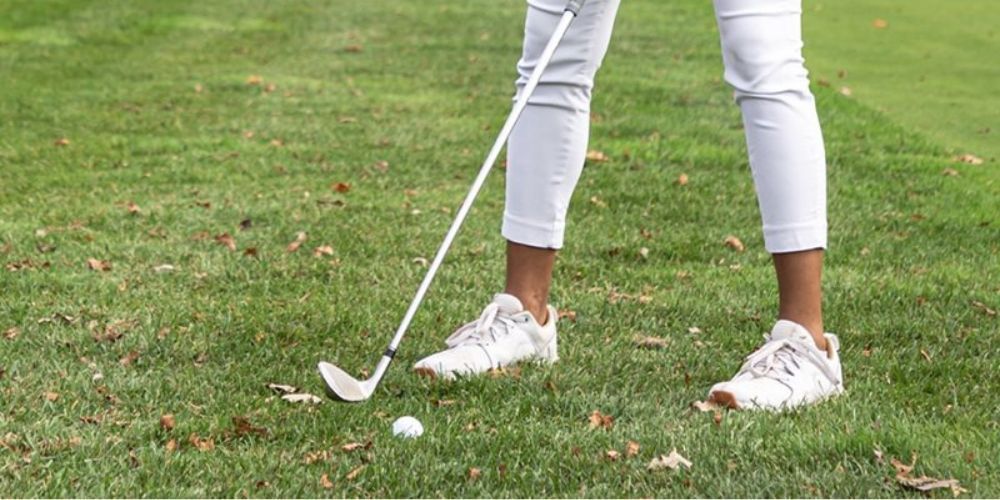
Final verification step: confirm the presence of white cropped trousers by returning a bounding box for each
[502,0,828,253]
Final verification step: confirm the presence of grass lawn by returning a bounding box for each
[804,0,1000,161]
[1,0,998,497]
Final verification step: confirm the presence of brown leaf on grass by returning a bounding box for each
[160,414,176,431]
[952,153,984,165]
[243,247,258,258]
[214,233,236,251]
[54,137,71,147]
[188,433,215,451]
[313,245,334,257]
[626,440,640,458]
[246,75,262,85]
[633,334,669,349]
[920,349,932,362]
[586,150,610,162]
[286,232,308,253]
[345,465,365,481]
[239,218,253,231]
[638,247,650,259]
[266,383,298,394]
[647,449,692,471]
[79,414,103,425]
[971,301,997,316]
[588,410,614,430]
[165,438,177,453]
[942,168,960,177]
[589,196,607,208]
[343,44,363,53]
[872,18,889,28]
[467,467,482,480]
[677,173,689,186]
[372,160,389,172]
[3,327,19,340]
[320,473,334,489]
[839,86,853,96]
[125,201,141,215]
[44,391,59,402]
[93,320,131,343]
[605,450,621,461]
[723,235,745,252]
[331,182,351,193]
[304,449,332,464]
[232,416,268,437]
[281,393,322,404]
[433,399,457,407]
[341,442,365,453]
[558,309,577,322]
[891,455,915,476]
[896,475,967,496]
[119,351,140,366]
[87,258,112,272]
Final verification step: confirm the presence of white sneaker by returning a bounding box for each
[708,320,844,411]
[412,293,558,380]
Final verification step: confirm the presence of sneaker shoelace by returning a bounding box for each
[444,303,519,348]
[740,334,840,386]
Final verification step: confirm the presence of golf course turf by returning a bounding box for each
[1,0,997,497]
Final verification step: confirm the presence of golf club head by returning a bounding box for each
[317,361,372,402]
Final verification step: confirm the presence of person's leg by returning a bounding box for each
[707,0,842,409]
[502,0,621,320]
[413,0,620,379]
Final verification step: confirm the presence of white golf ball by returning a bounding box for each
[391,416,423,438]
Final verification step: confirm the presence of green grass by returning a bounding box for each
[804,0,1000,161]
[1,0,998,497]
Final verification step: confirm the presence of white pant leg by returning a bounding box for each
[714,0,828,253]
[503,0,620,249]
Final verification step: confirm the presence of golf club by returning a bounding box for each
[318,0,587,402]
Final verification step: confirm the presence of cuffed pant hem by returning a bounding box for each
[502,212,565,250]
[763,221,827,253]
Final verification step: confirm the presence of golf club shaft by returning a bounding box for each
[367,5,583,385]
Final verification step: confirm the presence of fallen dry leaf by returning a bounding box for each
[304,449,332,465]
[586,150,610,162]
[153,264,175,273]
[723,235,745,252]
[320,473,334,489]
[160,414,176,431]
[971,300,997,316]
[331,182,351,193]
[188,433,215,451]
[341,442,364,453]
[626,440,640,458]
[343,44,363,53]
[345,465,365,481]
[839,86,853,97]
[872,18,889,29]
[588,410,614,430]
[239,218,253,231]
[467,467,482,480]
[896,475,967,496]
[165,438,177,453]
[119,351,140,366]
[286,232,308,253]
[87,258,112,272]
[44,391,59,402]
[638,247,650,259]
[633,334,669,349]
[313,245,334,257]
[281,393,322,404]
[558,309,577,322]
[952,153,984,165]
[605,450,621,461]
[942,168,960,176]
[647,449,692,471]
[54,137,71,147]
[214,233,236,251]
[3,327,19,340]
[589,196,607,208]
[126,202,141,214]
[433,399,457,407]
[677,173,689,186]
[266,383,298,394]
[246,75,262,85]
[232,416,268,437]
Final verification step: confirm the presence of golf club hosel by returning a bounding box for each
[565,0,586,15]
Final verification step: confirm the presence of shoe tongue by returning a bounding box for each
[491,293,524,314]
[769,319,813,343]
